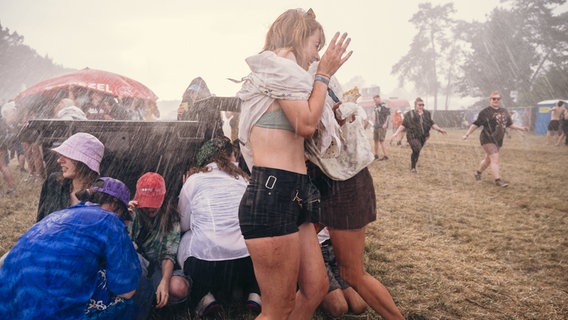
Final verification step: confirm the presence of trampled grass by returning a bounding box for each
[1,129,567,319]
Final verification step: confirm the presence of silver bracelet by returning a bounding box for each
[314,75,330,86]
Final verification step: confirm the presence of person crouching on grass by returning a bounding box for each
[0,177,141,320]
[128,172,190,318]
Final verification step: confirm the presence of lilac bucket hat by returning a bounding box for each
[92,177,131,208]
[52,132,104,174]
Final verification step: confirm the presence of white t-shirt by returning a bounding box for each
[177,163,249,265]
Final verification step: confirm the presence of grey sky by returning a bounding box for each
[1,0,506,101]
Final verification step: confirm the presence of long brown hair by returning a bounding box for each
[188,142,249,181]
[263,8,325,69]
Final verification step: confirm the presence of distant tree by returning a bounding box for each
[0,22,69,102]
[456,0,567,106]
[391,2,456,110]
[530,65,568,101]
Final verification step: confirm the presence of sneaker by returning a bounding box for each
[474,171,482,181]
[201,301,223,319]
[5,188,16,195]
[495,179,508,187]
[245,293,261,314]
[374,154,379,160]
[410,168,417,173]
[379,156,389,161]
[195,292,221,317]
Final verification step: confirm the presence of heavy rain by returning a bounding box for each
[1,1,567,319]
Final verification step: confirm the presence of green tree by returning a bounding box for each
[456,0,567,106]
[391,2,455,110]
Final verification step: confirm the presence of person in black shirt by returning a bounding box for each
[463,91,528,187]
[391,97,446,173]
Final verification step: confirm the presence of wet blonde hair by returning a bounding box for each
[263,8,325,69]
[488,91,501,99]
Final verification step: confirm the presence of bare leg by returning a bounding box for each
[169,275,190,303]
[22,142,36,176]
[373,139,380,158]
[343,287,368,315]
[31,143,45,178]
[290,223,328,320]
[478,154,490,173]
[488,152,501,180]
[329,228,404,320]
[379,141,388,158]
[546,131,552,144]
[0,150,16,190]
[245,233,300,320]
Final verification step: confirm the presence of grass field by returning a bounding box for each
[1,128,567,319]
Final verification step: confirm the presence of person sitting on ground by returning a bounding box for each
[128,172,190,318]
[75,177,140,319]
[37,132,103,222]
[178,137,261,318]
[0,177,141,320]
[317,227,368,318]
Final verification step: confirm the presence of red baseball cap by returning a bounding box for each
[134,172,166,209]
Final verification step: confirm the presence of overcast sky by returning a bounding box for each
[1,0,513,101]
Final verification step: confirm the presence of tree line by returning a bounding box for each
[2,1,567,109]
[0,22,70,103]
[391,0,568,110]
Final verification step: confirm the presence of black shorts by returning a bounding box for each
[548,120,560,131]
[239,166,320,239]
[309,164,376,230]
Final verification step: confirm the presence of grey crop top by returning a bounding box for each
[255,108,295,132]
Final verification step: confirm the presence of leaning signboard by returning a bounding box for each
[18,96,241,203]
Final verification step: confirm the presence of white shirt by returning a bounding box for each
[177,163,249,265]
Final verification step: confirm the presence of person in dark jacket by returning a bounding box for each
[391,97,447,173]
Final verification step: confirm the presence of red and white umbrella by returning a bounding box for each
[15,67,158,103]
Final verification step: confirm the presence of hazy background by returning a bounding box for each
[1,0,507,101]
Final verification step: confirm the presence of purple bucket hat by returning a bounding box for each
[52,132,104,174]
[92,177,131,208]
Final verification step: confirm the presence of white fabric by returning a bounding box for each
[177,163,249,263]
[237,51,340,170]
[305,77,374,181]
[56,106,87,120]
[317,227,330,244]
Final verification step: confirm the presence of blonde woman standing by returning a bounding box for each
[237,8,351,319]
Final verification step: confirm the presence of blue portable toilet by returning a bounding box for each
[534,99,567,135]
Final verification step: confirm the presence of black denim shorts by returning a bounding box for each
[239,166,320,240]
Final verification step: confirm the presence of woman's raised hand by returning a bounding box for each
[317,32,353,77]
